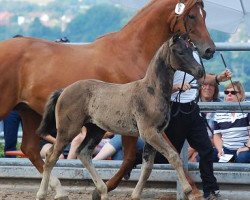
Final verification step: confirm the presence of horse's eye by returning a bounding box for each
[188,15,195,19]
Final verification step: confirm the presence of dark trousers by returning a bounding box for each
[3,111,21,158]
[156,101,219,196]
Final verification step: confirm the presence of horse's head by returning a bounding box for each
[165,34,204,79]
[171,0,215,60]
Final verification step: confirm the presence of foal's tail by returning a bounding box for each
[37,89,63,137]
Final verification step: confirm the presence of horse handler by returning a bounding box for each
[163,67,231,199]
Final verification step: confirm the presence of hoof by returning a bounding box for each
[185,192,205,200]
[92,188,101,200]
[186,193,195,200]
[54,193,69,200]
[36,193,46,200]
[184,185,192,195]
[131,194,140,200]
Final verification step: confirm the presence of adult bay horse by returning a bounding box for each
[36,35,204,200]
[0,0,214,199]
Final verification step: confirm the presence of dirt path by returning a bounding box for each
[0,184,176,200]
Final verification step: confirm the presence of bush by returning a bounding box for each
[0,143,4,157]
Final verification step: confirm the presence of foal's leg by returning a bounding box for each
[92,136,138,200]
[37,116,83,200]
[131,143,156,200]
[19,107,67,199]
[36,132,69,200]
[163,133,203,198]
[77,124,107,199]
[139,128,193,199]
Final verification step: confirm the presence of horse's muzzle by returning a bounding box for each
[202,47,215,60]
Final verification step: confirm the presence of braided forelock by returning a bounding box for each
[169,0,203,32]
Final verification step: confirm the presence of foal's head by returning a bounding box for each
[162,34,204,79]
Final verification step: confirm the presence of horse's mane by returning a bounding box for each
[96,0,155,40]
[120,0,155,30]
[97,0,204,41]
[121,0,203,32]
[147,39,170,70]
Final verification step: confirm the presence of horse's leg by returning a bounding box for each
[36,134,68,200]
[77,124,107,200]
[19,107,43,172]
[19,107,68,200]
[108,136,137,187]
[163,134,203,198]
[92,136,138,200]
[131,143,156,200]
[140,128,194,200]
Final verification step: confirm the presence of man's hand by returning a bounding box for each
[217,69,232,83]
[217,149,224,159]
[172,82,191,93]
[237,146,250,155]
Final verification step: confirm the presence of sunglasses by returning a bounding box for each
[224,90,239,95]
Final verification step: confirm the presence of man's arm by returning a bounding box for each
[198,69,232,85]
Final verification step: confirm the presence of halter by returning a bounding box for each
[170,0,202,34]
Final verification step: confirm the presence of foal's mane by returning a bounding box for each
[145,39,171,75]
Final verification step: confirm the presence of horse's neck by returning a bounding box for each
[143,55,175,97]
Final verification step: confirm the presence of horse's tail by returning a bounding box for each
[37,89,63,137]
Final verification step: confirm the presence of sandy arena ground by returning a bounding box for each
[0,182,176,200]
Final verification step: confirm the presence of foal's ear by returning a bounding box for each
[170,33,180,46]
[180,33,189,41]
[173,33,180,43]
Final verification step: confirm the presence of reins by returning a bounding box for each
[171,49,206,117]
[220,53,244,114]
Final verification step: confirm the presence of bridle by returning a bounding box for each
[170,0,203,34]
[170,0,206,70]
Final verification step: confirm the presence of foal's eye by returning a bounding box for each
[178,51,184,55]
[188,14,195,19]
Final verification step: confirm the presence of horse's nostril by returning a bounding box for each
[200,70,204,77]
[205,48,215,56]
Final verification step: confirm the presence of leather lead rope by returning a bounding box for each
[220,53,244,114]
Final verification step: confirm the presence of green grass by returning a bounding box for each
[0,143,4,157]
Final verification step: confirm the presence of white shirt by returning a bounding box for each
[214,113,250,150]
[171,71,198,103]
[171,52,201,103]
